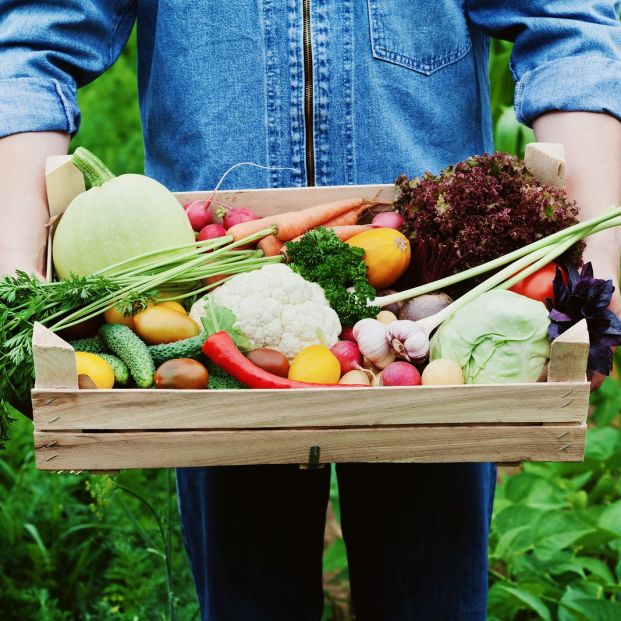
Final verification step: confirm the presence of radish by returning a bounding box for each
[380,361,421,386]
[330,340,363,375]
[218,206,259,230]
[184,200,213,231]
[198,223,227,241]
[372,211,405,230]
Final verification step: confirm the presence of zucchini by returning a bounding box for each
[98,324,154,388]
[69,336,106,354]
[148,333,205,367]
[98,353,130,386]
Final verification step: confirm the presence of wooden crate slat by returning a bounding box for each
[174,184,395,218]
[34,424,585,470]
[32,381,589,430]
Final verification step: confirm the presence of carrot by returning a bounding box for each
[227,198,367,242]
[289,224,376,244]
[257,235,284,257]
[322,204,371,227]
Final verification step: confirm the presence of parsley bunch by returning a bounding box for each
[286,228,378,326]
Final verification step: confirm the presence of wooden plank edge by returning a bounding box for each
[34,423,586,470]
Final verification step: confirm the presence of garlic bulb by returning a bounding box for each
[385,320,429,362]
[353,318,395,369]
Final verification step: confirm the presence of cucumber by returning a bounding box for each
[148,333,205,367]
[69,336,106,354]
[98,353,130,386]
[98,324,155,388]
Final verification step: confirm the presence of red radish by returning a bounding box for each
[372,211,405,230]
[340,326,356,342]
[218,206,259,230]
[198,223,227,241]
[380,361,421,386]
[184,200,213,231]
[330,340,363,375]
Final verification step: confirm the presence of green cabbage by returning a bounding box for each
[429,290,550,384]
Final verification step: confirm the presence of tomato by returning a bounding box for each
[247,348,290,378]
[133,305,200,345]
[288,345,341,384]
[104,305,135,329]
[75,352,115,389]
[509,262,566,304]
[155,359,209,389]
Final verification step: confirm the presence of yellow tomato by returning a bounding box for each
[133,305,200,345]
[104,305,135,329]
[288,345,341,384]
[75,352,115,389]
[157,301,187,315]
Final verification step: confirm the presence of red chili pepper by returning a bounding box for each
[202,332,365,389]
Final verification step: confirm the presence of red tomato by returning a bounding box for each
[509,262,566,304]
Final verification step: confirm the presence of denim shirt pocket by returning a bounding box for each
[367,0,472,75]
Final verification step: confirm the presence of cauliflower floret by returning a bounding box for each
[191,264,341,359]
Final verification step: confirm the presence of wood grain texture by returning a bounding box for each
[32,322,77,390]
[174,184,395,218]
[548,319,589,383]
[33,423,586,470]
[32,381,589,430]
[45,155,85,217]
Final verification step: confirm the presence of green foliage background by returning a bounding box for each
[1,33,620,621]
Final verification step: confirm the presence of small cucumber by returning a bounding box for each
[98,353,130,386]
[98,324,155,388]
[148,333,205,367]
[70,336,106,354]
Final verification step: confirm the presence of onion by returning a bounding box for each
[398,293,452,322]
[197,223,228,241]
[376,310,397,325]
[376,289,404,315]
[371,211,405,230]
[330,340,363,375]
[340,326,356,342]
[380,361,421,386]
[339,370,371,386]
[184,200,213,231]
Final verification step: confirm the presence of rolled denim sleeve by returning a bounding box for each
[0,1,135,137]
[466,1,621,126]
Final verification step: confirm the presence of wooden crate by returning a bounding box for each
[33,152,590,471]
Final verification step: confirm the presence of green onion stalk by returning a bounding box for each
[374,206,621,335]
[48,226,281,332]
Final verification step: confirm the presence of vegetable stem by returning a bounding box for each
[71,147,116,186]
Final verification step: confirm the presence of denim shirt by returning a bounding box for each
[1,1,620,191]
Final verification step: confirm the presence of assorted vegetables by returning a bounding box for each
[2,147,621,444]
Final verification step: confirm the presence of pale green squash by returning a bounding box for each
[52,148,196,279]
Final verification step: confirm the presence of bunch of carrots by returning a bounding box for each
[226,198,380,256]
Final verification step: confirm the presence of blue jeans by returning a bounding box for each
[176,462,496,621]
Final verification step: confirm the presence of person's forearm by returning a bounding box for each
[532,112,621,279]
[0,132,70,277]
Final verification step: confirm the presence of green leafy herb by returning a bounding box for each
[199,297,251,352]
[285,227,378,326]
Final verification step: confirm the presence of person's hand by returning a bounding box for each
[582,233,621,390]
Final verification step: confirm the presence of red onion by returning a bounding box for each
[330,340,363,375]
[380,361,421,386]
[197,223,227,241]
[221,207,259,230]
[339,326,356,342]
[372,211,405,230]
[376,289,404,316]
[184,200,213,231]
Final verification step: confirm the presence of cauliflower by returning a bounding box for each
[190,264,342,359]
